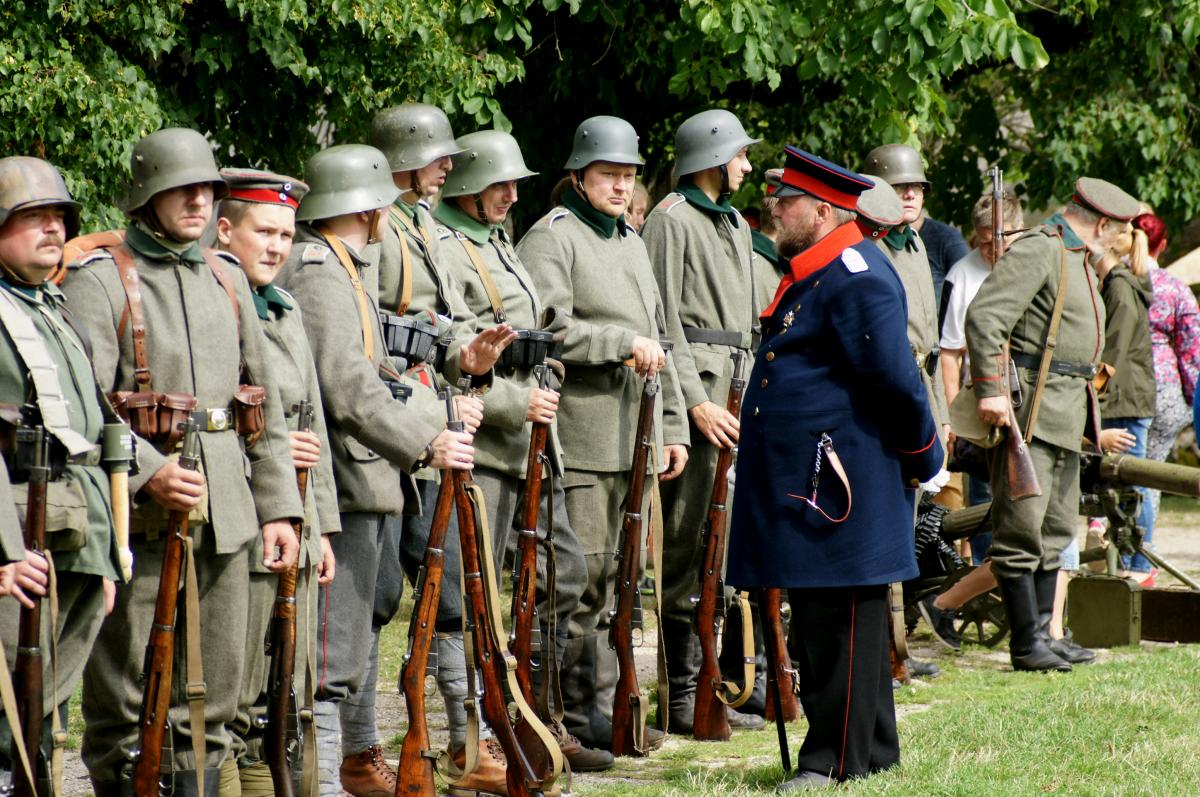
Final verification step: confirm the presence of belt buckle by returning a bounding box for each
[207,407,230,432]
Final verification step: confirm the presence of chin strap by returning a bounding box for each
[718,164,731,196]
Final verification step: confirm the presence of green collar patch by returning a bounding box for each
[677,181,739,224]
[251,283,292,320]
[562,187,628,239]
[126,222,205,265]
[433,201,492,246]
[883,224,918,253]
[1043,212,1085,250]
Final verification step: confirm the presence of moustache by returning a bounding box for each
[41,236,65,248]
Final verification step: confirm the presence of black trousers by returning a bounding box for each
[787,584,898,780]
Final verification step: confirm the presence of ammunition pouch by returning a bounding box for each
[109,391,198,450]
[498,329,556,372]
[379,312,440,365]
[233,384,266,448]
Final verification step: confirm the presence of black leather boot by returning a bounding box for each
[996,573,1071,672]
[1034,568,1095,665]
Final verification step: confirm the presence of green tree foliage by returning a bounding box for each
[1,0,1197,233]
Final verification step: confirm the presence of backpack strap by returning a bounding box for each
[457,235,507,324]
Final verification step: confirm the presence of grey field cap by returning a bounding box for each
[563,115,645,170]
[672,109,761,180]
[120,127,228,215]
[296,144,400,222]
[856,174,905,232]
[0,157,82,239]
[369,104,464,173]
[443,130,538,199]
[861,143,929,188]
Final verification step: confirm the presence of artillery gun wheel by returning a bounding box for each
[954,590,1008,647]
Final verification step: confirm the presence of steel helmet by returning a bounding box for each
[861,144,929,188]
[120,128,228,214]
[443,131,538,198]
[563,116,644,171]
[0,157,81,239]
[369,104,464,173]
[296,145,400,222]
[672,109,760,180]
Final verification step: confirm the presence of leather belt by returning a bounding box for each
[1011,351,1098,379]
[912,346,939,377]
[682,326,751,349]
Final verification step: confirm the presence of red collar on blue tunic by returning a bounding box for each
[761,221,864,318]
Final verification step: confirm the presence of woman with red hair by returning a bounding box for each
[1137,212,1200,583]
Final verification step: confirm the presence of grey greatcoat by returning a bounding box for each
[62,223,304,780]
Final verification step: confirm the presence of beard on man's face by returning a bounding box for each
[777,224,817,260]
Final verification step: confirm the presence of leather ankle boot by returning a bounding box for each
[996,573,1071,672]
[339,744,396,797]
[447,737,508,797]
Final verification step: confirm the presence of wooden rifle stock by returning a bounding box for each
[397,390,460,796]
[761,588,799,723]
[510,365,550,710]
[452,381,556,796]
[133,416,202,796]
[692,352,747,741]
[263,400,315,797]
[11,424,49,797]
[609,377,658,758]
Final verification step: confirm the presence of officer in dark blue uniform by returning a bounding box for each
[727,147,943,791]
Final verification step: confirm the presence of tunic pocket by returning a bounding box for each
[12,479,89,552]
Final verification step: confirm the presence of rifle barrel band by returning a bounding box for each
[153,623,174,633]
[16,645,40,656]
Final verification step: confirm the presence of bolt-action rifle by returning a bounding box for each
[133,414,202,796]
[453,380,559,796]
[397,390,460,796]
[761,588,800,723]
[263,400,314,797]
[610,372,658,757]
[11,421,49,797]
[692,352,752,741]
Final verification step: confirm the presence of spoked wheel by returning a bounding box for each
[954,589,1008,648]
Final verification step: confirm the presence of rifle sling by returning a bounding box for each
[183,536,208,794]
[649,444,667,742]
[318,230,375,362]
[437,515,481,782]
[301,563,319,797]
[536,454,565,725]
[46,553,65,796]
[1021,239,1071,442]
[388,208,416,315]
[470,482,563,784]
[0,634,36,790]
[457,237,507,324]
[716,590,755,709]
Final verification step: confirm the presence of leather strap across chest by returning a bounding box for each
[456,236,507,324]
[388,208,419,315]
[319,231,376,363]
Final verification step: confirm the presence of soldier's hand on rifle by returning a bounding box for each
[317,534,336,586]
[144,460,206,512]
[1100,427,1137,454]
[629,336,666,378]
[690,400,740,448]
[661,444,689,481]
[430,429,475,470]
[288,429,321,470]
[0,549,49,608]
[459,324,518,376]
[977,394,1011,428]
[260,519,298,572]
[453,395,484,434]
[527,387,560,424]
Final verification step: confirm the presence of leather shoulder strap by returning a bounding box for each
[320,230,375,362]
[202,250,242,337]
[389,208,415,315]
[108,244,153,392]
[458,236,507,324]
[1022,237,1071,441]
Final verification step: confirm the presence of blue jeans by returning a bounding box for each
[1102,417,1154,572]
[966,474,992,564]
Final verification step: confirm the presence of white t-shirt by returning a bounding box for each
[940,248,992,351]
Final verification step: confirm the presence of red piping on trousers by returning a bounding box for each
[839,590,856,779]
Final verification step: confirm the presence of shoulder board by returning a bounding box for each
[841,247,870,274]
[274,286,296,304]
[71,249,115,269]
[211,250,240,266]
[301,242,331,264]
[418,198,432,212]
[434,225,454,241]
[660,194,688,214]
[546,209,571,229]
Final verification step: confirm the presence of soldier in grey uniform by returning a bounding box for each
[213,169,339,794]
[517,115,690,751]
[274,144,498,795]
[0,157,125,789]
[62,128,305,795]
[862,145,950,444]
[366,105,518,790]
[432,129,610,778]
[640,109,765,732]
[966,177,1140,672]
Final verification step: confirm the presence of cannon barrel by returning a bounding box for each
[1099,454,1200,498]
